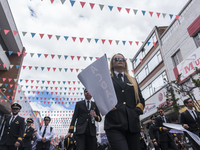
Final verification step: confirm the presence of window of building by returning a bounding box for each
[172,50,183,67]
[194,32,200,47]
[141,71,167,99]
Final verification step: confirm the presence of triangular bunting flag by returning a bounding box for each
[162,13,166,18]
[60,0,66,4]
[31,33,36,38]
[77,56,81,60]
[135,41,139,45]
[156,12,161,18]
[125,8,130,14]
[58,55,62,59]
[64,36,68,41]
[176,15,179,20]
[117,7,122,12]
[89,3,95,9]
[72,37,76,42]
[115,40,119,45]
[108,6,113,11]
[95,39,99,43]
[56,35,60,40]
[87,38,91,43]
[141,10,146,16]
[99,4,104,10]
[129,41,133,45]
[108,40,112,45]
[169,14,173,19]
[13,30,18,35]
[22,32,27,36]
[64,55,68,59]
[30,53,34,57]
[83,56,87,60]
[79,37,84,43]
[133,9,138,15]
[70,0,75,6]
[71,56,74,60]
[39,34,44,39]
[48,34,52,39]
[122,41,126,45]
[80,2,85,8]
[149,11,153,17]
[4,30,10,35]
[102,39,106,44]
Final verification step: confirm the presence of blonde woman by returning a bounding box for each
[104,53,145,150]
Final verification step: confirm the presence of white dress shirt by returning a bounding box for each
[187,109,197,120]
[85,99,91,110]
[36,125,54,141]
[114,71,124,82]
[9,114,19,125]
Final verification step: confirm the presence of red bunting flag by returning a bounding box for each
[131,70,134,73]
[89,3,95,9]
[51,54,55,59]
[3,78,6,82]
[135,41,139,45]
[52,81,55,84]
[23,66,26,69]
[8,78,12,82]
[79,37,84,43]
[72,37,76,42]
[108,40,112,45]
[117,7,122,12]
[102,39,106,44]
[48,35,53,39]
[70,69,73,72]
[47,67,51,71]
[29,66,32,70]
[156,12,160,18]
[4,29,10,35]
[129,41,133,45]
[77,56,81,60]
[13,30,18,35]
[140,59,143,62]
[10,84,13,87]
[50,87,53,90]
[17,52,21,56]
[153,42,156,46]
[31,80,34,83]
[149,11,153,17]
[36,86,38,89]
[47,81,50,84]
[73,81,76,84]
[23,52,27,56]
[31,86,33,89]
[68,81,71,84]
[125,8,130,14]
[53,68,56,71]
[50,0,54,4]
[44,54,48,58]
[80,2,86,8]
[176,15,179,20]
[69,87,71,90]
[96,57,99,59]
[3,64,7,68]
[76,69,79,72]
[71,56,74,60]
[39,34,44,39]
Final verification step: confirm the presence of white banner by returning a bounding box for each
[78,54,117,116]
[163,123,200,145]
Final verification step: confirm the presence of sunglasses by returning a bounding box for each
[114,57,126,62]
[188,101,193,103]
[158,111,163,113]
[12,108,19,110]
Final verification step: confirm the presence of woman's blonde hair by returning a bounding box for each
[110,53,140,103]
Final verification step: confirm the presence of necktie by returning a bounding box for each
[118,73,123,83]
[42,126,47,137]
[10,116,15,125]
[87,100,90,110]
[192,111,197,120]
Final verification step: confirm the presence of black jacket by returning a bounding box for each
[104,74,145,133]
[181,109,200,135]
[140,132,147,149]
[58,140,66,149]
[149,123,159,143]
[0,115,25,145]
[68,100,102,136]
[21,126,34,148]
[155,115,173,142]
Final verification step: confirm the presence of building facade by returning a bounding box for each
[132,0,200,127]
[0,0,25,126]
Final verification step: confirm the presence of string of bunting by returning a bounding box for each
[0,28,156,47]
[31,0,180,21]
[0,65,135,72]
[3,51,137,62]
[0,77,81,85]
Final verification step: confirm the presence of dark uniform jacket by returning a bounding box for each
[155,115,173,142]
[181,109,200,135]
[68,100,102,136]
[21,126,34,148]
[58,140,66,149]
[104,74,145,133]
[149,123,159,143]
[140,132,147,149]
[0,115,25,145]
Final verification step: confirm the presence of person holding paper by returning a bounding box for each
[181,99,200,150]
[104,53,145,150]
[67,89,102,150]
[155,108,177,150]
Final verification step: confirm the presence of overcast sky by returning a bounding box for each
[7,0,189,134]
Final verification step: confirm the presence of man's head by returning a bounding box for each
[141,126,144,132]
[60,135,64,141]
[84,89,92,100]
[183,99,194,108]
[26,118,34,126]
[158,108,164,116]
[44,116,51,126]
[150,115,156,123]
[11,103,21,115]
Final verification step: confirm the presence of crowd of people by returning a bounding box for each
[0,53,200,150]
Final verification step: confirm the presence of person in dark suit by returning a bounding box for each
[20,118,35,150]
[66,89,102,150]
[58,136,66,150]
[64,136,76,150]
[155,108,177,150]
[104,53,145,150]
[181,99,200,150]
[140,126,147,150]
[36,116,54,150]
[149,115,159,150]
[0,103,25,150]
